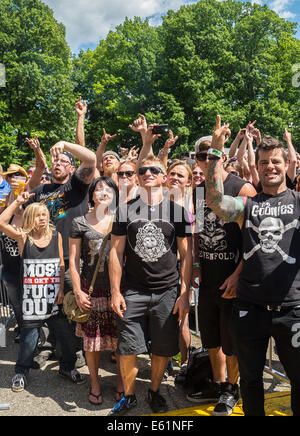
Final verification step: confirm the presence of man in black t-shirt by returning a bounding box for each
[108,127,192,415]
[26,140,96,369]
[205,116,300,416]
[189,139,256,416]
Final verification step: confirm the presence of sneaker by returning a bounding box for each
[12,374,27,393]
[147,388,168,413]
[31,350,52,369]
[58,368,86,385]
[186,381,221,403]
[212,382,239,416]
[108,394,137,416]
[75,350,86,369]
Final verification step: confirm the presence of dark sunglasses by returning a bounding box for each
[138,166,164,176]
[196,152,208,162]
[117,171,135,177]
[7,172,23,177]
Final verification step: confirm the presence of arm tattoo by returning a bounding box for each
[206,160,246,222]
[76,166,94,184]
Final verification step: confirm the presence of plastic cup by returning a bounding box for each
[13,176,26,195]
[0,194,8,207]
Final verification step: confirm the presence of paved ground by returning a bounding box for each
[0,319,291,417]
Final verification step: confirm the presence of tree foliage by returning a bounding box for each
[1,0,300,168]
[0,0,76,168]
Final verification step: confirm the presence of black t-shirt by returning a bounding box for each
[193,173,249,289]
[238,188,300,307]
[22,231,61,328]
[112,196,192,292]
[27,174,89,259]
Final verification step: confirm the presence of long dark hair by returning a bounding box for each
[89,176,119,211]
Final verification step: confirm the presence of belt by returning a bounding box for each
[265,304,300,312]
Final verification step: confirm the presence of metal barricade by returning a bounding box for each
[0,279,12,348]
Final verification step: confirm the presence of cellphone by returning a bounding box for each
[152,124,169,135]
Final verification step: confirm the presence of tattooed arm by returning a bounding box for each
[206,158,246,225]
[205,116,247,227]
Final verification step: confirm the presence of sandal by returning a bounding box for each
[88,390,103,405]
[115,390,125,402]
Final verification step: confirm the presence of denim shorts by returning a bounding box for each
[116,286,180,357]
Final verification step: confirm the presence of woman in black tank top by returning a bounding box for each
[0,191,84,392]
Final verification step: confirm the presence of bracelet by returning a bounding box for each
[208,148,223,159]
[193,263,201,268]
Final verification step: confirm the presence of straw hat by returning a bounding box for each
[1,164,28,180]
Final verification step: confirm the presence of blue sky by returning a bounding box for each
[42,0,300,53]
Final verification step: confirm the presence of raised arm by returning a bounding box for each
[206,116,246,227]
[0,191,34,251]
[158,130,178,168]
[51,141,96,185]
[228,129,245,159]
[75,96,87,148]
[284,129,297,183]
[96,129,117,172]
[25,136,47,191]
[246,128,260,187]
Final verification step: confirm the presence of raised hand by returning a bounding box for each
[25,135,40,150]
[283,128,292,144]
[129,114,147,136]
[100,128,117,145]
[211,115,231,151]
[75,96,87,117]
[50,141,65,162]
[164,130,178,150]
[127,146,140,161]
[16,191,35,205]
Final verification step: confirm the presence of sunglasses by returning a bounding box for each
[138,166,164,176]
[230,171,239,177]
[117,171,135,177]
[196,152,208,162]
[192,170,204,176]
[7,172,23,178]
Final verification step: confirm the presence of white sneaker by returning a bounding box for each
[12,374,27,392]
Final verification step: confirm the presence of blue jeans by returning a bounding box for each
[15,310,77,375]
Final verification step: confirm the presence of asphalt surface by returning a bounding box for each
[0,318,290,417]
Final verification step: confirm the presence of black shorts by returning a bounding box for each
[116,286,180,357]
[198,286,236,356]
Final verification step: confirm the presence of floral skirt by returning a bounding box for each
[75,279,118,352]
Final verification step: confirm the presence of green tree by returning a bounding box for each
[0,0,75,168]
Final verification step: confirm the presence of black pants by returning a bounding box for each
[231,299,300,416]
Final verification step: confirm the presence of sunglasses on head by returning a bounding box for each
[117,171,135,177]
[138,166,164,176]
[196,152,208,162]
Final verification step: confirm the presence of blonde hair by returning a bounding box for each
[167,160,193,181]
[22,203,54,244]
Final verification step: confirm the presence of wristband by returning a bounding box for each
[208,148,223,159]
[193,263,201,268]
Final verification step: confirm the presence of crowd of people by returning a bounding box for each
[0,97,300,417]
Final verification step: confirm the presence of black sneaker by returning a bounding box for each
[212,382,239,416]
[108,394,137,415]
[186,381,221,403]
[147,388,168,413]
